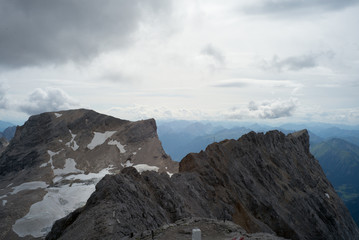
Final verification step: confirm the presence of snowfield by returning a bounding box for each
[12,166,113,238]
[11,148,115,238]
[12,182,97,238]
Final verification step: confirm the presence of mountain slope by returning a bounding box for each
[311,138,359,225]
[311,138,359,190]
[47,130,359,240]
[0,137,8,155]
[0,109,177,239]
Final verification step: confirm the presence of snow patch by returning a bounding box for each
[108,139,126,153]
[166,172,173,177]
[65,130,79,151]
[87,131,117,150]
[40,163,48,168]
[7,183,13,188]
[2,200,7,206]
[325,193,330,199]
[121,160,133,168]
[10,181,48,195]
[0,195,7,199]
[133,164,159,173]
[63,167,112,182]
[47,150,62,169]
[132,152,137,155]
[54,113,62,118]
[53,158,84,176]
[58,139,63,143]
[138,147,142,150]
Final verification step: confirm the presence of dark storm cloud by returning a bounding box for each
[0,0,171,68]
[18,88,79,115]
[244,0,359,15]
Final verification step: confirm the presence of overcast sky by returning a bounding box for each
[0,0,358,125]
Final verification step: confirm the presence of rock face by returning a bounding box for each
[0,137,8,155]
[1,126,16,141]
[311,138,359,226]
[0,109,178,239]
[47,130,359,240]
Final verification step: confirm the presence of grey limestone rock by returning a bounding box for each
[47,130,359,240]
[0,109,178,240]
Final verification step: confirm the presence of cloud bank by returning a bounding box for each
[18,88,79,115]
[260,52,334,72]
[0,0,171,68]
[244,0,359,15]
[227,99,298,120]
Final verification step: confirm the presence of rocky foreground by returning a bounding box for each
[125,218,287,240]
[47,129,359,240]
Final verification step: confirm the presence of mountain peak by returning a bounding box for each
[0,109,177,239]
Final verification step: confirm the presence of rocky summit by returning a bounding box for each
[0,109,178,239]
[47,130,359,240]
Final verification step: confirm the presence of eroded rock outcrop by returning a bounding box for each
[0,109,177,239]
[0,137,8,155]
[47,130,359,240]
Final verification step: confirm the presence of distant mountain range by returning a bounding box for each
[0,120,14,132]
[0,126,16,141]
[311,138,359,226]
[157,120,359,161]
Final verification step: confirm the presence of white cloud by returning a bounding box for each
[226,99,298,119]
[0,83,8,109]
[212,78,302,89]
[106,105,211,121]
[18,88,79,115]
[200,44,225,65]
[260,52,334,72]
[106,99,299,122]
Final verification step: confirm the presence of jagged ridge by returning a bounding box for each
[47,130,359,240]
